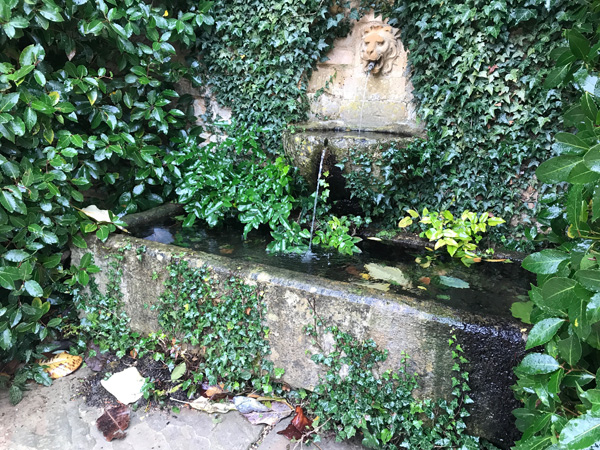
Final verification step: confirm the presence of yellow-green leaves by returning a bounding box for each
[397,208,505,265]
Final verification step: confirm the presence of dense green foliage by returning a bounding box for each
[175,124,297,244]
[349,0,581,249]
[0,0,365,377]
[76,252,275,397]
[197,0,355,149]
[304,320,489,449]
[398,209,505,266]
[0,0,213,367]
[512,4,600,448]
[155,260,273,393]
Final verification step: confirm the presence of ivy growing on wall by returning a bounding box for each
[196,0,356,150]
[354,0,581,250]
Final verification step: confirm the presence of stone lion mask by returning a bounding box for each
[360,24,400,75]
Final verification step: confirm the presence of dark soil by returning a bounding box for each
[79,353,178,411]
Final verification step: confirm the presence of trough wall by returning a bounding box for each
[72,234,525,447]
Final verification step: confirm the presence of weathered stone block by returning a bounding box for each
[72,234,524,447]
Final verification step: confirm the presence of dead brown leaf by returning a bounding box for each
[418,276,431,285]
[205,384,227,398]
[38,352,82,379]
[171,396,236,414]
[96,405,130,442]
[277,405,313,441]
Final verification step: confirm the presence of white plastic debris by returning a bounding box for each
[100,367,145,404]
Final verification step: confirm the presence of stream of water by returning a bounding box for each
[307,146,327,255]
[358,63,374,134]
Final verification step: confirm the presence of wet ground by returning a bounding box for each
[0,366,364,450]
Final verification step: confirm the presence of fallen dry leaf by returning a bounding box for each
[77,205,127,231]
[419,276,431,285]
[242,400,292,426]
[38,352,82,379]
[277,406,313,441]
[219,248,234,255]
[96,405,130,442]
[205,384,228,399]
[171,396,236,414]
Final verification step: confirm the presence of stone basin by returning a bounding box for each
[282,127,417,188]
[72,231,526,448]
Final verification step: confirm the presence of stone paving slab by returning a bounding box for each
[0,368,364,450]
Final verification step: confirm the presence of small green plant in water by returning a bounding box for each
[398,209,505,266]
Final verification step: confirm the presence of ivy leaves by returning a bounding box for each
[374,0,580,249]
[197,0,353,150]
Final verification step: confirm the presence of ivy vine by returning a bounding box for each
[196,0,357,150]
[351,0,581,250]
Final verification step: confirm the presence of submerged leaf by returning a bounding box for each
[438,276,470,289]
[364,263,412,287]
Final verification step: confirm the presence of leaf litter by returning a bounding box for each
[277,405,314,441]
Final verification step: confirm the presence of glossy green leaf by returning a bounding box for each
[583,144,600,173]
[23,280,43,297]
[3,249,30,262]
[575,270,600,292]
[568,162,600,184]
[525,318,565,350]
[517,353,560,375]
[541,277,578,314]
[568,29,590,60]
[559,413,600,449]
[71,234,87,249]
[536,156,580,183]
[522,250,569,274]
[0,93,20,112]
[557,336,582,366]
[544,65,571,89]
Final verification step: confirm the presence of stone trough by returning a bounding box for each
[72,231,526,448]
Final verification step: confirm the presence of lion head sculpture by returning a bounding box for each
[360,24,401,75]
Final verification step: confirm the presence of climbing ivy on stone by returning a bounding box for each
[356,0,581,250]
[196,0,356,150]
